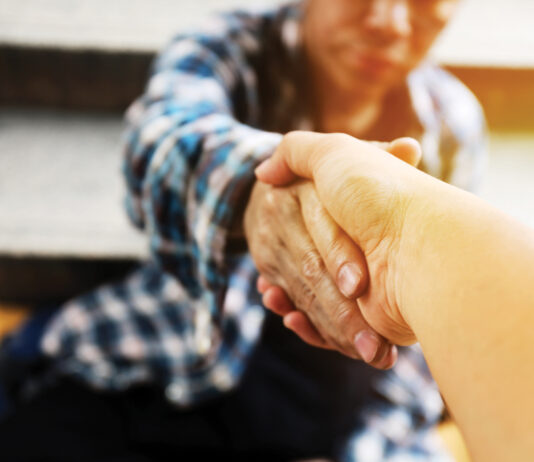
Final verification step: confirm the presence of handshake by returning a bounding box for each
[245,131,423,369]
[245,131,534,460]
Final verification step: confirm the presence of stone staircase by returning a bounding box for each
[1,0,533,301]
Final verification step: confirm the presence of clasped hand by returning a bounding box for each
[245,133,421,368]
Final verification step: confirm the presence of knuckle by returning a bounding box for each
[264,187,298,219]
[324,237,345,261]
[278,192,299,218]
[283,130,304,144]
[293,284,316,312]
[248,231,266,257]
[333,305,358,339]
[316,133,351,152]
[255,260,275,278]
[252,249,280,279]
[300,250,325,284]
[263,188,278,211]
[305,201,325,227]
[333,305,352,326]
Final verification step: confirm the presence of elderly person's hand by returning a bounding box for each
[255,132,422,347]
[244,176,397,368]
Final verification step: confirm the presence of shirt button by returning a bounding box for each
[212,366,233,391]
[165,381,187,404]
[94,362,112,379]
[195,334,212,355]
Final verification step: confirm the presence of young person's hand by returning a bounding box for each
[257,131,534,461]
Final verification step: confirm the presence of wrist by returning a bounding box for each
[386,172,445,340]
[395,174,473,338]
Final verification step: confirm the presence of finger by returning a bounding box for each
[387,137,422,167]
[285,303,395,368]
[262,286,295,316]
[352,330,398,369]
[255,132,422,187]
[298,182,368,299]
[374,344,398,370]
[257,275,272,294]
[370,138,421,167]
[279,200,387,360]
[283,311,332,350]
[255,131,327,185]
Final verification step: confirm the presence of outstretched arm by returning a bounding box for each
[256,131,534,462]
[121,14,387,364]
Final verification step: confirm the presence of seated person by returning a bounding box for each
[0,0,486,460]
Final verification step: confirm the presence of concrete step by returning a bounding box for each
[1,0,533,302]
[1,108,533,302]
[0,0,279,53]
[0,0,284,112]
[0,46,151,111]
[1,0,532,67]
[0,256,139,304]
[1,0,533,130]
[0,107,146,302]
[0,108,147,260]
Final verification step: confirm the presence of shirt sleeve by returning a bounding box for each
[122,14,282,311]
[434,67,488,193]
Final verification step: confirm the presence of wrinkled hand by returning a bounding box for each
[255,132,422,347]
[244,178,396,368]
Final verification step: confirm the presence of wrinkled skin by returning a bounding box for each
[244,178,396,368]
[255,132,423,347]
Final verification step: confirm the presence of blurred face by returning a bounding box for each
[303,0,459,96]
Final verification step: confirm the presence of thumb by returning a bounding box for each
[387,137,422,167]
[371,137,422,167]
[255,132,422,186]
[255,131,326,185]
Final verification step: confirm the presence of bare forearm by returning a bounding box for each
[400,179,534,461]
[256,131,534,460]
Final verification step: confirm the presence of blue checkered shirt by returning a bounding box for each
[35,3,485,460]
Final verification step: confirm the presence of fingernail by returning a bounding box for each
[377,344,398,370]
[254,159,272,178]
[337,263,362,299]
[386,345,398,369]
[354,330,380,363]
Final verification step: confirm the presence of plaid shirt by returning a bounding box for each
[32,3,485,460]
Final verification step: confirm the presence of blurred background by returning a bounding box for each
[0,1,533,459]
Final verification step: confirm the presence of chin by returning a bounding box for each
[339,72,391,95]
[351,66,410,94]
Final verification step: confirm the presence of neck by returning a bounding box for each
[310,70,388,136]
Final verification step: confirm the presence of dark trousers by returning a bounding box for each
[0,312,380,461]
